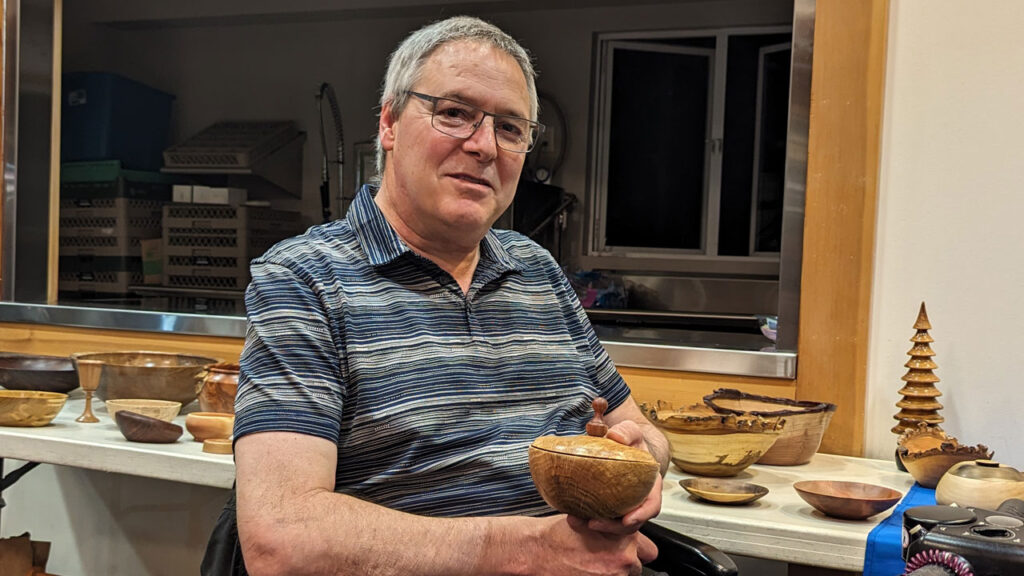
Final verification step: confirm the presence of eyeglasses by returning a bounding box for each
[407,91,545,153]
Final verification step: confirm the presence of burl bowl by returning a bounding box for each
[105,399,182,423]
[0,354,79,394]
[935,460,1024,510]
[793,480,903,520]
[642,402,784,477]
[72,351,218,406]
[679,478,769,505]
[703,388,836,466]
[185,412,235,442]
[197,362,239,414]
[897,424,992,489]
[529,435,660,519]
[0,390,68,427]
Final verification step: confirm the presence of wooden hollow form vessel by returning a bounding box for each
[935,460,1024,510]
[529,435,659,519]
[642,402,783,477]
[897,424,991,489]
[703,388,836,466]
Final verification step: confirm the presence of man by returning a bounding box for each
[228,15,670,576]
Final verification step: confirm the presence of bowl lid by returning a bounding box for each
[531,435,657,464]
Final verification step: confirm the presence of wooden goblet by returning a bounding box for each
[75,359,103,423]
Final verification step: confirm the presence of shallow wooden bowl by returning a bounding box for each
[0,354,79,394]
[679,478,769,505]
[793,480,902,520]
[185,411,235,442]
[529,435,659,519]
[105,399,182,423]
[0,390,68,427]
[643,402,783,477]
[114,410,183,443]
[935,460,1024,510]
[703,388,836,466]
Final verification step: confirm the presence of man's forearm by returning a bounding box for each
[640,423,671,476]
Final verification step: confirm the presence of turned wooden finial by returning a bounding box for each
[586,397,609,437]
[914,301,932,330]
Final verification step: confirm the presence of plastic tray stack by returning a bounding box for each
[58,161,174,295]
[162,204,302,291]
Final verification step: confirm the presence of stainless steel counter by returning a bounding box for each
[0,302,796,378]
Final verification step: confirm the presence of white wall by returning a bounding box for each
[866,0,1024,468]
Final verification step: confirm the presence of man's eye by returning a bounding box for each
[438,105,472,121]
[497,121,525,139]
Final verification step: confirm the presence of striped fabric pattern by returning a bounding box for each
[235,186,631,517]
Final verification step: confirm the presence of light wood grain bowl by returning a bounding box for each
[72,351,219,406]
[104,399,182,422]
[185,411,235,442]
[642,402,784,477]
[897,425,992,489]
[935,460,1024,510]
[793,480,902,520]
[529,435,659,519]
[0,390,68,427]
[679,478,769,505]
[703,388,836,466]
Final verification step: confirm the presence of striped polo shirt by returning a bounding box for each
[235,186,631,517]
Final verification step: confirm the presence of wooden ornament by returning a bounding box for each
[892,302,945,437]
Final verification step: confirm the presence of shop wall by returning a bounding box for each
[866,0,1024,468]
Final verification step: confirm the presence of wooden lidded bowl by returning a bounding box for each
[529,398,660,519]
[703,388,836,466]
[643,401,784,477]
[897,424,991,489]
[185,412,235,442]
[935,460,1024,510]
[0,390,68,427]
[794,480,903,520]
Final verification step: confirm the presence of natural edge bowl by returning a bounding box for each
[679,478,768,505]
[793,480,902,520]
[104,399,182,423]
[0,354,80,394]
[0,390,68,427]
[703,388,836,466]
[642,402,784,477]
[72,351,219,406]
[185,411,235,442]
[529,435,659,519]
[896,424,992,489]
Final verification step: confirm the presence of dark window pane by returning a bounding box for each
[606,47,710,250]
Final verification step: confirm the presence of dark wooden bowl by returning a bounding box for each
[793,480,902,520]
[0,354,79,394]
[114,410,183,443]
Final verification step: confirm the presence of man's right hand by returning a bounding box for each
[523,514,657,576]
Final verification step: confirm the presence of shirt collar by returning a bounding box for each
[348,185,523,275]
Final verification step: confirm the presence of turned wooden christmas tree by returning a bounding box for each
[892,302,944,436]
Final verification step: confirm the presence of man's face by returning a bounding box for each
[379,40,530,243]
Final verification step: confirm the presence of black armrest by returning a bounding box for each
[640,521,738,576]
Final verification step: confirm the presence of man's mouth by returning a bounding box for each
[451,173,492,188]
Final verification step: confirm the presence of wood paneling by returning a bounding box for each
[794,0,889,456]
[0,322,244,361]
[620,366,795,408]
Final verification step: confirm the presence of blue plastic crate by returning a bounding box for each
[61,72,175,171]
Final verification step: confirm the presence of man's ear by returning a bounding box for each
[379,101,397,152]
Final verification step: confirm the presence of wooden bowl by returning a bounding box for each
[703,388,836,466]
[0,390,69,427]
[197,362,239,414]
[679,478,768,505]
[71,351,219,406]
[793,480,902,520]
[529,435,660,519]
[114,410,183,443]
[642,402,783,477]
[935,460,1024,510]
[897,425,992,489]
[104,399,182,422]
[185,411,235,442]
[0,354,79,394]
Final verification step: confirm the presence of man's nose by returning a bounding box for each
[462,115,499,159]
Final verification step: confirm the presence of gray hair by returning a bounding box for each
[375,16,539,177]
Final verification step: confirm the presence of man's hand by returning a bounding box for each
[532,514,657,576]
